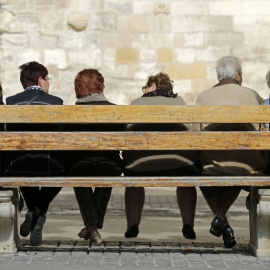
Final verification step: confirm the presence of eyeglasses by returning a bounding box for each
[142,86,147,93]
[47,77,52,84]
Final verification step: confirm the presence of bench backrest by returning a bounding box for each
[0,105,269,151]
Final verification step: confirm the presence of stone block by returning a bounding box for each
[130,16,151,32]
[166,63,207,79]
[40,35,59,48]
[44,49,68,70]
[194,16,233,32]
[0,11,18,33]
[16,13,40,32]
[40,11,63,35]
[133,1,153,15]
[234,16,270,33]
[17,49,41,66]
[243,1,270,15]
[140,49,157,63]
[196,47,230,62]
[173,34,184,47]
[60,31,84,48]
[116,48,139,64]
[101,12,118,30]
[172,16,194,33]
[101,33,132,48]
[171,1,209,16]
[105,0,132,14]
[243,32,270,47]
[132,33,173,49]
[69,0,93,12]
[157,48,173,63]
[84,32,100,47]
[209,1,242,16]
[152,15,171,32]
[1,33,28,47]
[184,32,203,47]
[204,32,244,47]
[175,48,195,63]
[68,48,101,68]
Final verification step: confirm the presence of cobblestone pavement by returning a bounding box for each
[2,188,270,270]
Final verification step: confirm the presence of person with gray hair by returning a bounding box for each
[195,55,266,248]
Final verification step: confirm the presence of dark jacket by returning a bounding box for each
[64,100,123,176]
[3,88,64,176]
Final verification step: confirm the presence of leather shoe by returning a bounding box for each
[222,225,236,248]
[78,227,90,240]
[210,217,223,237]
[182,224,196,240]
[90,230,102,244]
[125,225,139,238]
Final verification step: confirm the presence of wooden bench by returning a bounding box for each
[0,105,269,256]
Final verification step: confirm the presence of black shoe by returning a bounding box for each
[182,224,196,240]
[125,225,139,238]
[222,225,236,248]
[210,217,223,237]
[20,211,34,237]
[30,213,46,246]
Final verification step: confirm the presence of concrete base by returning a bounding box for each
[0,189,19,253]
[248,188,270,257]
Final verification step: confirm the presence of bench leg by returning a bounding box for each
[248,188,270,257]
[0,188,20,253]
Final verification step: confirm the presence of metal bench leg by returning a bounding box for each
[0,188,20,253]
[248,188,270,257]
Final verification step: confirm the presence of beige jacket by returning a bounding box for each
[195,83,266,175]
[123,96,199,172]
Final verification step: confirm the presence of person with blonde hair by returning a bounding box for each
[123,72,200,239]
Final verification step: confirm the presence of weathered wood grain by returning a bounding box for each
[0,131,269,150]
[0,176,269,187]
[0,105,270,123]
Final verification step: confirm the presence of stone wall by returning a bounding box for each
[0,0,270,105]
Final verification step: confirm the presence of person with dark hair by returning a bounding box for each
[3,61,64,246]
[195,56,266,248]
[65,69,123,244]
[123,72,200,239]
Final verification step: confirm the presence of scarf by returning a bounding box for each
[142,88,177,98]
[76,93,108,104]
[213,78,240,88]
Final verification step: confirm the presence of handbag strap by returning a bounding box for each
[25,91,44,105]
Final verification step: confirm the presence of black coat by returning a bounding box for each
[3,89,64,176]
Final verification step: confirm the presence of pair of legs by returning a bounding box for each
[20,187,62,215]
[125,166,198,237]
[69,160,122,243]
[19,186,61,246]
[200,186,241,248]
[200,186,241,227]
[125,187,197,228]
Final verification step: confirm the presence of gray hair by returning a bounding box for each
[216,56,242,82]
[266,70,270,88]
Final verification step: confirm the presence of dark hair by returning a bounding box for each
[74,69,104,98]
[146,72,173,91]
[19,61,48,88]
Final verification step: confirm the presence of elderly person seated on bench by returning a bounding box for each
[122,72,200,240]
[3,61,64,246]
[64,69,123,244]
[195,56,266,248]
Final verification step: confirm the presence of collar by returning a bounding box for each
[213,78,240,88]
[25,86,44,92]
[76,93,108,104]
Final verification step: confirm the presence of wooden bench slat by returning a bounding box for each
[0,105,270,123]
[0,176,269,187]
[0,131,270,150]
